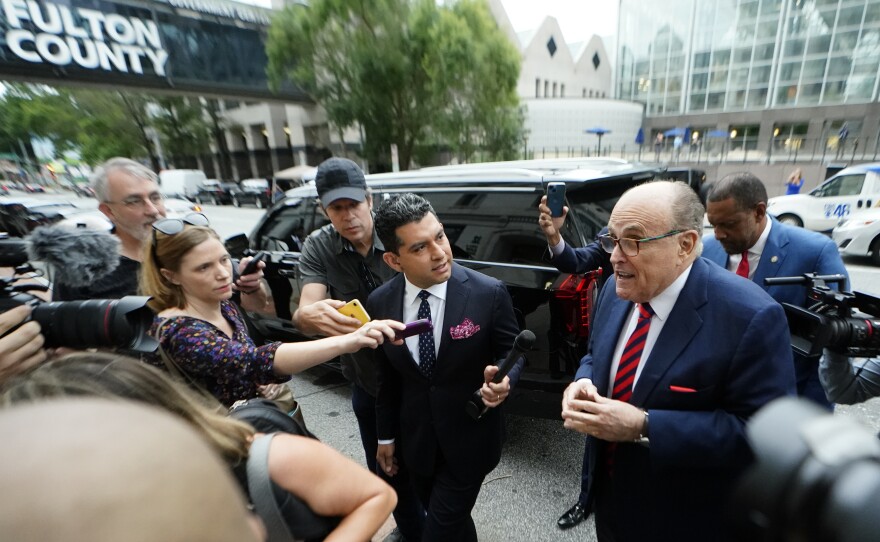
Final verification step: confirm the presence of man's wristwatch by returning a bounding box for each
[635,409,650,446]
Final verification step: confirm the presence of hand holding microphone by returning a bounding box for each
[466,330,535,420]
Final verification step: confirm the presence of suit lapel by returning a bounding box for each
[631,259,708,405]
[752,219,789,288]
[436,264,468,363]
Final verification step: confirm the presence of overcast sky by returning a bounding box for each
[240,0,618,44]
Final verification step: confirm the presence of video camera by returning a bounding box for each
[225,233,300,321]
[729,397,880,542]
[765,274,880,358]
[0,237,157,352]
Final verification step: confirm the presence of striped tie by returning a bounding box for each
[606,303,654,475]
[611,303,655,403]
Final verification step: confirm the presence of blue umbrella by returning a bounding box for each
[635,127,645,145]
[664,127,686,138]
[585,127,611,155]
[707,129,729,138]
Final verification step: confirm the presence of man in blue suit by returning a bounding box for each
[537,195,610,530]
[562,181,795,542]
[368,193,521,542]
[704,172,849,408]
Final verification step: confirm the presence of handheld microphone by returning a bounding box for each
[27,225,121,287]
[465,330,536,420]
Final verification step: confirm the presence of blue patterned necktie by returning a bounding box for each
[417,290,436,378]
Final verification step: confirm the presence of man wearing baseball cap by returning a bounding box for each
[294,157,424,542]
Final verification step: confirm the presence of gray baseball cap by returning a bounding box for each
[315,158,367,206]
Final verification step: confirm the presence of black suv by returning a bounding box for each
[237,159,680,416]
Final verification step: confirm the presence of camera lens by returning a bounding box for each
[32,296,158,352]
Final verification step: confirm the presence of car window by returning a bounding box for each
[566,177,647,240]
[405,189,551,265]
[256,198,311,251]
[814,174,865,197]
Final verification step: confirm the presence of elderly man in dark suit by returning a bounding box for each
[704,172,849,409]
[562,181,796,542]
[368,193,521,542]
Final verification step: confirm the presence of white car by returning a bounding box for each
[767,163,880,232]
[832,207,880,265]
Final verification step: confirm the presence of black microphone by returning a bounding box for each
[27,225,121,287]
[465,330,536,420]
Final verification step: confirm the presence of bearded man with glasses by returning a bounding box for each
[561,181,795,542]
[55,158,267,313]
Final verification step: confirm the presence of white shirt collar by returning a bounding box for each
[404,277,448,306]
[646,263,694,322]
[748,218,772,257]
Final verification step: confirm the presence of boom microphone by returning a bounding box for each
[465,330,536,420]
[26,225,121,287]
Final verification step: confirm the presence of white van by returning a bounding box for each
[159,169,207,199]
[767,163,880,232]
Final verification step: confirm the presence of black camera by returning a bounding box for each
[765,274,880,358]
[729,397,880,542]
[0,237,157,352]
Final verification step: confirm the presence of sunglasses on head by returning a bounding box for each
[152,213,210,236]
[151,213,210,268]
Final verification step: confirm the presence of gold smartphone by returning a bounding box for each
[337,299,371,325]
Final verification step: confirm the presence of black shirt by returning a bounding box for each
[298,222,396,396]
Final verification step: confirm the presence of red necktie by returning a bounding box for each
[611,303,654,403]
[606,303,654,474]
[736,251,750,278]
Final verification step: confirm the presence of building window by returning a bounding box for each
[582,88,586,97]
[536,78,541,98]
[560,84,565,97]
[589,89,593,97]
[544,80,549,97]
[552,82,557,97]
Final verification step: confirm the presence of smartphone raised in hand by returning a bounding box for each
[241,251,268,275]
[546,182,566,218]
[337,299,371,325]
[393,318,433,341]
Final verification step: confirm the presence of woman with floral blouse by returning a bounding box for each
[140,213,403,407]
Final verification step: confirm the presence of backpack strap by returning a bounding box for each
[247,434,295,542]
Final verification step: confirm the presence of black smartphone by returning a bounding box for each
[241,251,268,275]
[394,318,433,341]
[546,182,566,217]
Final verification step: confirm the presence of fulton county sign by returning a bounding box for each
[3,0,168,75]
[0,0,309,101]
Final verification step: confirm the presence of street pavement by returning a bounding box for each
[12,191,880,541]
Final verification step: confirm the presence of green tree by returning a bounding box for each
[151,96,212,169]
[0,84,161,169]
[266,0,522,170]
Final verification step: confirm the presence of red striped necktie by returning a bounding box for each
[611,303,655,403]
[605,302,654,475]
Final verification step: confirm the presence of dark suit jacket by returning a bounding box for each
[703,217,849,403]
[577,257,796,542]
[549,227,612,282]
[367,263,521,482]
[702,217,849,307]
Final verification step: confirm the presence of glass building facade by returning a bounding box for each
[617,0,880,115]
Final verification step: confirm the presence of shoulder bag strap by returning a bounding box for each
[247,434,295,542]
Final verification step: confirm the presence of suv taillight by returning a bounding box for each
[553,270,602,338]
